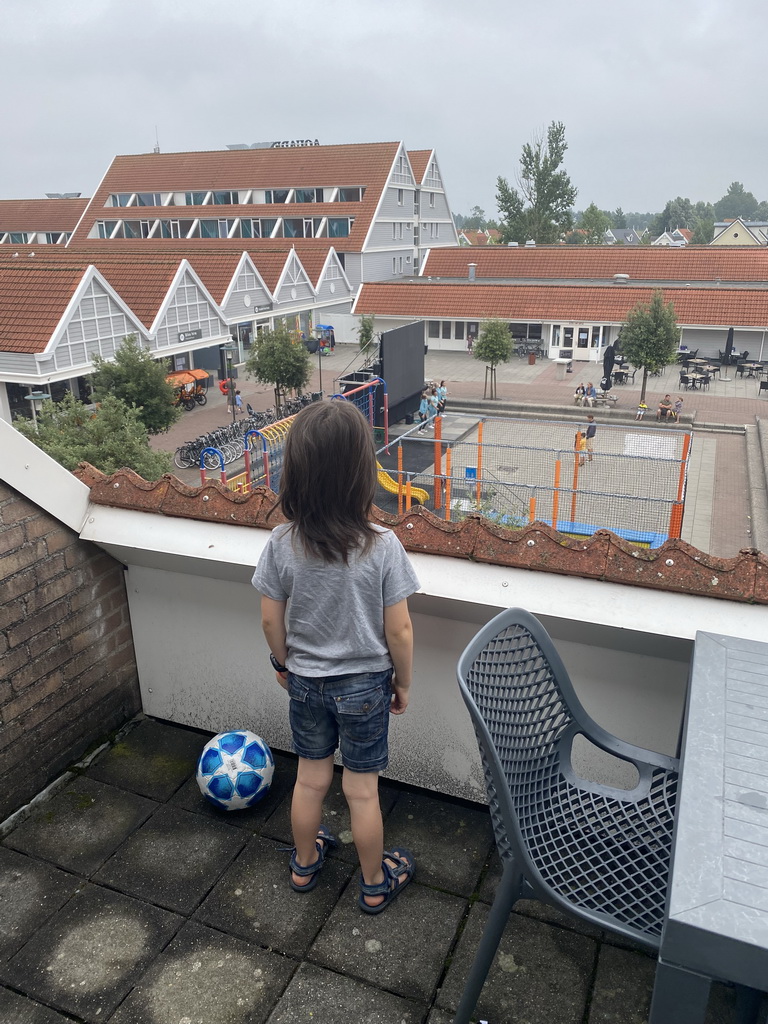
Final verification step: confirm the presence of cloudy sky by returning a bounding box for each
[1,0,765,219]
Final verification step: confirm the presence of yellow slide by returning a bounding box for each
[376,462,429,505]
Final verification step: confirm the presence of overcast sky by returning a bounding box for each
[2,0,765,219]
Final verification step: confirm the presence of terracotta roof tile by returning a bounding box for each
[407,150,432,184]
[70,143,401,249]
[74,464,768,606]
[0,198,89,233]
[422,244,768,282]
[355,280,768,328]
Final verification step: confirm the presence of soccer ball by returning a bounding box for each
[196,731,275,811]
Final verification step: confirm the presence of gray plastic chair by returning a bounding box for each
[453,608,679,1024]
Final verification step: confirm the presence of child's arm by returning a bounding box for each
[384,599,413,715]
[261,595,289,689]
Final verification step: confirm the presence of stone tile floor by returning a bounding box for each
[0,716,741,1024]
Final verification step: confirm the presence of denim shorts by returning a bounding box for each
[287,669,393,773]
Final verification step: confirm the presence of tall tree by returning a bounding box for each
[14,392,173,480]
[619,291,679,403]
[612,207,627,229]
[474,320,513,399]
[714,182,759,221]
[580,203,611,244]
[245,324,311,409]
[496,121,577,244]
[690,217,714,244]
[90,334,180,435]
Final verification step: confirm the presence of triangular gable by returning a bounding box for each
[423,151,460,245]
[272,249,316,305]
[314,248,353,302]
[361,143,416,251]
[37,266,149,377]
[151,260,228,351]
[220,252,273,319]
[712,217,763,245]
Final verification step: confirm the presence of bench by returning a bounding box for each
[574,391,618,407]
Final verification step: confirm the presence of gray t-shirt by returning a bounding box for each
[252,523,419,677]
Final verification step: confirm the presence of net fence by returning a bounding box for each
[376,416,692,547]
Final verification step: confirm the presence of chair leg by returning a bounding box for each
[452,865,522,1024]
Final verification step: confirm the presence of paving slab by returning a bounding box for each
[106,920,294,1024]
[84,718,207,801]
[0,987,73,1024]
[170,750,297,829]
[587,943,738,1024]
[425,1009,455,1024]
[0,847,80,961]
[260,771,401,863]
[310,880,466,1002]
[381,790,494,896]
[436,901,596,1023]
[0,883,182,1022]
[3,777,157,876]
[264,961,425,1024]
[195,835,354,957]
[92,804,247,914]
[478,848,602,939]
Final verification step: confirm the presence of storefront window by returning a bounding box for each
[454,321,465,340]
[428,321,440,339]
[577,327,590,349]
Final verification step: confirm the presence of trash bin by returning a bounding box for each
[528,353,536,366]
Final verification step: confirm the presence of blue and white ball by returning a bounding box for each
[196,731,275,810]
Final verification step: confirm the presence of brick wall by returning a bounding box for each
[0,481,141,820]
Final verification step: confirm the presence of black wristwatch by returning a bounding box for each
[269,653,287,674]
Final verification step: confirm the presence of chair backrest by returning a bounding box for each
[457,608,678,945]
[759,381,768,394]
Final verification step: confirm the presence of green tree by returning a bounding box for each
[474,320,513,399]
[89,334,180,435]
[580,202,611,244]
[619,291,679,403]
[15,392,173,480]
[245,324,311,408]
[496,121,577,244]
[690,217,715,244]
[357,314,376,354]
[612,207,627,229]
[714,181,759,221]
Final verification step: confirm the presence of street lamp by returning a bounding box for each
[25,390,49,432]
[222,343,237,425]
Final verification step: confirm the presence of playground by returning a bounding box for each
[203,378,691,549]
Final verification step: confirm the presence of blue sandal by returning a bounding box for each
[282,825,338,893]
[358,848,415,914]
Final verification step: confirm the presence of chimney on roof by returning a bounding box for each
[468,263,477,283]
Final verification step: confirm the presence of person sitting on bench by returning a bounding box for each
[584,382,597,407]
[656,394,673,421]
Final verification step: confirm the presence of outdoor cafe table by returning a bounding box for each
[686,373,706,389]
[742,363,763,378]
[649,632,768,1024]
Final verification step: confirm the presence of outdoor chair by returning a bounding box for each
[453,609,679,1024]
[679,373,692,390]
[759,381,768,397]
[736,363,746,378]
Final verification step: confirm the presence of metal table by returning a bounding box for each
[650,632,768,1023]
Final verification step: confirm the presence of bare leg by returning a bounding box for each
[291,755,334,887]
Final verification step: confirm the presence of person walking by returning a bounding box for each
[585,415,597,461]
[253,402,419,913]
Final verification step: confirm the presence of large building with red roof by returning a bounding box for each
[352,245,768,362]
[0,142,459,421]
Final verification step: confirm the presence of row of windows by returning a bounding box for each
[552,325,604,348]
[427,320,479,340]
[0,231,69,244]
[392,255,413,274]
[94,217,354,240]
[396,188,436,208]
[106,187,365,208]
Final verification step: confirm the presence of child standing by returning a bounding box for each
[436,380,448,415]
[576,431,587,466]
[417,390,429,432]
[252,401,419,913]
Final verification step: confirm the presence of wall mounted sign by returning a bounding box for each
[178,329,202,343]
